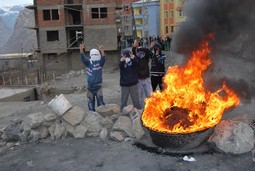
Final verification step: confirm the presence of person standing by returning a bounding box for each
[119,49,141,112]
[132,39,153,108]
[79,42,105,111]
[150,41,166,91]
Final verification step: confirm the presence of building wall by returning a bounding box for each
[37,7,65,27]
[84,25,118,51]
[174,0,187,26]
[132,0,160,38]
[121,0,138,37]
[83,3,116,25]
[0,59,27,72]
[147,2,160,37]
[36,0,63,6]
[29,0,125,77]
[39,27,67,54]
[160,0,187,37]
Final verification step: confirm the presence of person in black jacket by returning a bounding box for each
[132,39,153,108]
[150,41,166,91]
[119,49,141,112]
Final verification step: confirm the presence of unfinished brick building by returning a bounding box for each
[26,0,136,79]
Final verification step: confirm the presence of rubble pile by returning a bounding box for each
[0,95,145,152]
[0,94,254,156]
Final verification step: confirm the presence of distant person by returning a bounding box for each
[79,42,105,111]
[150,41,166,91]
[166,35,172,51]
[119,49,141,112]
[132,39,153,108]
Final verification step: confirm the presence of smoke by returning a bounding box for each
[171,0,255,102]
[172,0,255,55]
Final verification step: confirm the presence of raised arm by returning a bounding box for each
[79,43,90,66]
[97,44,106,66]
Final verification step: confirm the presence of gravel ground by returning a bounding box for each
[0,50,255,171]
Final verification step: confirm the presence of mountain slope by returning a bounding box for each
[0,17,11,49]
[1,8,37,53]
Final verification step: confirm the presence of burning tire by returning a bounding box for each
[143,122,214,150]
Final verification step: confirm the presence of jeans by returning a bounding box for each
[137,77,153,108]
[87,84,105,111]
[151,75,164,91]
[121,84,141,112]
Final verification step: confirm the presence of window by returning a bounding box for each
[165,0,168,3]
[170,11,174,18]
[52,9,59,20]
[179,10,183,17]
[123,15,129,21]
[165,26,168,34]
[165,11,168,19]
[100,8,107,18]
[138,9,142,15]
[171,26,174,33]
[43,10,51,20]
[91,8,99,18]
[123,5,129,11]
[43,9,59,21]
[91,7,108,19]
[47,31,59,41]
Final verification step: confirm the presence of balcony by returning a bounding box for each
[134,14,143,19]
[134,25,143,30]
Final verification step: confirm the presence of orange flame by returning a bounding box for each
[142,39,240,134]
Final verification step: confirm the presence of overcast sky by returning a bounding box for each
[0,0,33,7]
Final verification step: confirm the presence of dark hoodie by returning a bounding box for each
[119,58,139,87]
[132,47,153,79]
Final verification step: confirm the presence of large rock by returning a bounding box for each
[44,112,58,122]
[96,104,120,117]
[122,105,134,115]
[54,122,66,139]
[1,123,21,142]
[132,116,145,140]
[19,130,30,142]
[28,130,41,143]
[112,116,133,137]
[73,125,87,139]
[99,128,108,140]
[210,119,254,154]
[62,106,86,126]
[36,126,49,139]
[48,120,66,140]
[24,112,44,129]
[82,111,104,136]
[110,131,125,141]
[63,120,75,137]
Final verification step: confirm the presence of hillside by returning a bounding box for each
[0,8,37,53]
[0,5,36,54]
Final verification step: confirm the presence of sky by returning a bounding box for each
[0,0,33,7]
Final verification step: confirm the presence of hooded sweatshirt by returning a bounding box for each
[119,58,139,87]
[132,47,153,79]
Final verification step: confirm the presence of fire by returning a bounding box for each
[142,39,240,134]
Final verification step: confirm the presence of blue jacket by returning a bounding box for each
[80,53,105,87]
[119,58,139,87]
